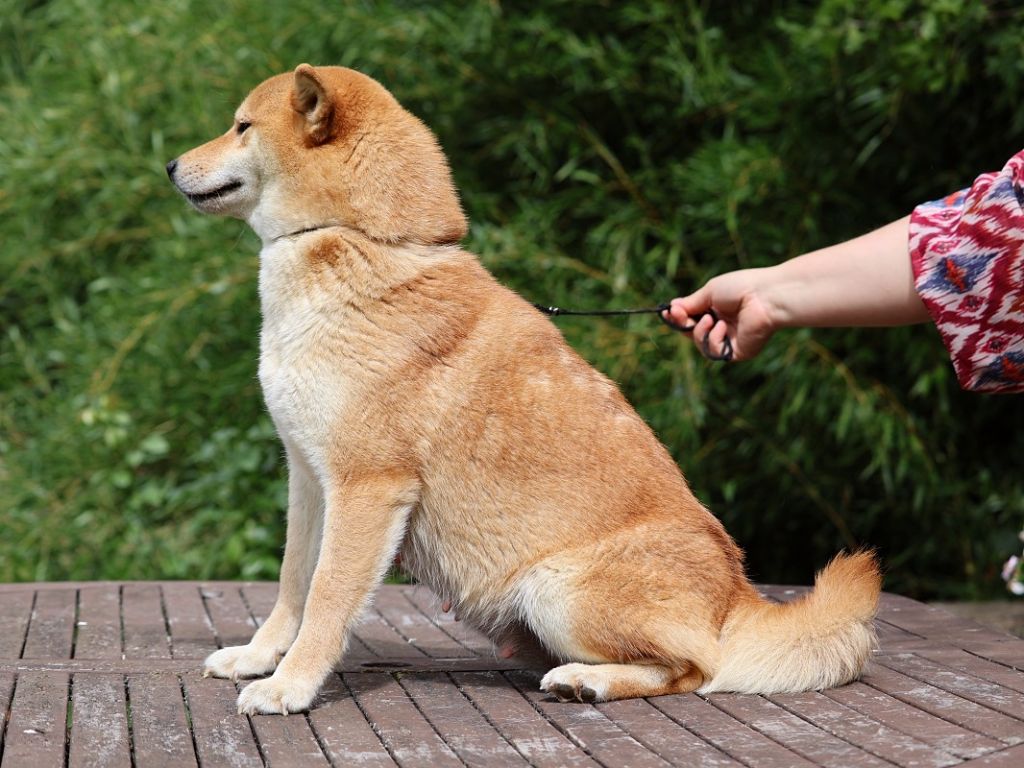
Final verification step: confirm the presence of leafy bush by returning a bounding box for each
[1,0,1022,597]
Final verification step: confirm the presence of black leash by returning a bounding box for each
[532,301,734,362]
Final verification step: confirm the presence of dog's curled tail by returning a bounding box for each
[699,550,881,695]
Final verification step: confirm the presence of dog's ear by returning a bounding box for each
[292,64,334,145]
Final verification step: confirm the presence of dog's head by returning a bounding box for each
[167,64,467,245]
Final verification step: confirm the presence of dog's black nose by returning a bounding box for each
[165,159,178,178]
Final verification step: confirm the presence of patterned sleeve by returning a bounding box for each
[909,150,1024,393]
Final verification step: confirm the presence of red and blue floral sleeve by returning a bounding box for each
[909,150,1024,393]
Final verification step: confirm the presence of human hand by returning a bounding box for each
[662,268,779,362]
[662,216,924,362]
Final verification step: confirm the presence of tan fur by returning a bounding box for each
[168,64,882,715]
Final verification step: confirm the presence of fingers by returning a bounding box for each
[661,298,691,330]
[693,312,715,340]
[662,299,733,361]
[662,292,709,330]
[704,319,733,361]
[689,314,732,361]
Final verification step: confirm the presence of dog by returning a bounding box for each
[167,64,881,715]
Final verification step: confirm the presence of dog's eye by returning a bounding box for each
[237,121,251,135]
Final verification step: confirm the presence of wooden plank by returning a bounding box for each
[874,619,932,651]
[351,607,431,661]
[127,673,199,768]
[247,711,331,767]
[452,671,598,768]
[879,599,1015,646]
[708,693,890,768]
[958,749,1024,765]
[959,743,1024,766]
[75,585,122,660]
[21,587,75,659]
[68,673,132,768]
[374,589,476,659]
[306,673,395,767]
[864,664,1024,745]
[0,581,265,591]
[200,585,257,649]
[450,671,598,768]
[240,582,278,627]
[878,653,1024,720]
[344,671,463,767]
[122,584,171,659]
[963,644,1024,670]
[651,693,818,768]
[875,619,923,642]
[877,599,959,634]
[345,632,379,660]
[920,649,1024,696]
[0,591,34,659]
[0,674,17,758]
[598,697,741,768]
[403,586,496,655]
[769,689,960,768]
[825,681,1004,760]
[400,672,529,766]
[162,583,218,659]
[507,670,672,768]
[1,671,69,768]
[181,672,263,768]
[0,656,522,676]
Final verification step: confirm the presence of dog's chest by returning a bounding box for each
[257,246,351,448]
[259,317,345,443]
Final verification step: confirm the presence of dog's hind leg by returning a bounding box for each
[517,534,733,703]
[541,661,704,702]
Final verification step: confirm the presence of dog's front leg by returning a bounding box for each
[204,445,323,681]
[236,469,418,715]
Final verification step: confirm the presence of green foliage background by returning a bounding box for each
[1,0,1022,597]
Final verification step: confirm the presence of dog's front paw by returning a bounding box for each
[541,663,606,703]
[236,674,317,715]
[204,644,282,681]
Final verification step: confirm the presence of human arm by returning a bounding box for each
[662,215,929,361]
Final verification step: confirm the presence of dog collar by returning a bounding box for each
[272,224,341,243]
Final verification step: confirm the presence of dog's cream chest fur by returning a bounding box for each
[257,238,350,469]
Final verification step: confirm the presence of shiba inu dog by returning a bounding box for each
[167,64,881,715]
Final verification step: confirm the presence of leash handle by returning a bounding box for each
[532,301,734,363]
[658,306,734,363]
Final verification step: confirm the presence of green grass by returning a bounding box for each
[1,0,1022,597]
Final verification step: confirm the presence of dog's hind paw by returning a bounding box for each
[540,663,605,703]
